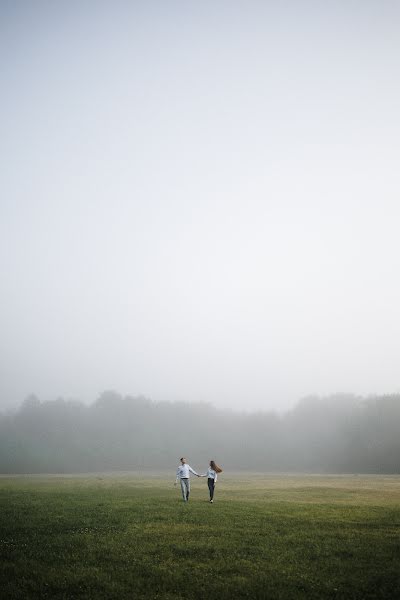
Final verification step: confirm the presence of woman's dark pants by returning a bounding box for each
[207,478,215,500]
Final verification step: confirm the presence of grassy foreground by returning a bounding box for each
[0,473,399,599]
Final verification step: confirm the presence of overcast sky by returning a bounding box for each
[1,0,400,412]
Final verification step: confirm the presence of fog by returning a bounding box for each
[1,1,400,413]
[1,393,399,473]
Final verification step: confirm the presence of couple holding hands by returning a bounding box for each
[175,457,223,503]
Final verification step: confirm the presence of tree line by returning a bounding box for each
[0,391,399,473]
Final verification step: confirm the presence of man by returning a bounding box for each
[175,457,200,502]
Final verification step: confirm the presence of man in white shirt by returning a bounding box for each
[175,457,200,502]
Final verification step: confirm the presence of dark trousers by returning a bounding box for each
[207,478,215,500]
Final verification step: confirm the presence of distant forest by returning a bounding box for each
[0,392,399,474]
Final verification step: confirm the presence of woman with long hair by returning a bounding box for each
[201,460,223,503]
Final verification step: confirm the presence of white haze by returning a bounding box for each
[1,1,400,412]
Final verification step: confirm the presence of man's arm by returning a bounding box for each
[188,466,200,477]
[175,467,180,485]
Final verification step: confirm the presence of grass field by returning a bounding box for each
[1,473,399,599]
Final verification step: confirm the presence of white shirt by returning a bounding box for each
[176,464,199,480]
[204,468,218,482]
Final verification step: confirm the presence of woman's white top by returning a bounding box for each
[205,468,218,481]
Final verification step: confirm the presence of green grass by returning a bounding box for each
[1,473,399,599]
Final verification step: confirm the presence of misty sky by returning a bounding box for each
[1,1,400,412]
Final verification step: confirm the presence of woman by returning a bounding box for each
[201,460,223,503]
